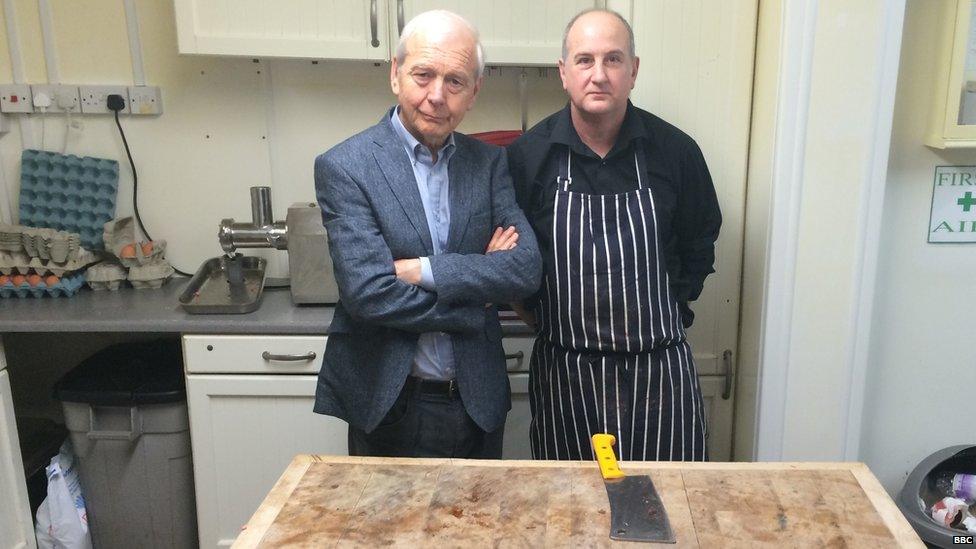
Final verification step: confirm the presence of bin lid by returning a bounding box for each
[54,339,185,405]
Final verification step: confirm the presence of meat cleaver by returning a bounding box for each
[591,433,676,543]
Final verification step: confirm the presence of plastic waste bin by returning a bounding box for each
[53,339,197,549]
[897,445,976,547]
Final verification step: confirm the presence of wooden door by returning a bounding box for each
[627,0,758,460]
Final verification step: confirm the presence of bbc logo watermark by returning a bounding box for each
[955,535,975,545]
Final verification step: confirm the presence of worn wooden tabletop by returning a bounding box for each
[233,455,923,548]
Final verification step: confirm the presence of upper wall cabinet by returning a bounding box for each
[174,0,392,60]
[928,0,976,148]
[174,0,605,65]
[389,1,605,66]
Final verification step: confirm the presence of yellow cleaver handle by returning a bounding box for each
[592,433,625,480]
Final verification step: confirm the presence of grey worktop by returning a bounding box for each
[0,277,534,335]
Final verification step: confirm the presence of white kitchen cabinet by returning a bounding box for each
[174,0,602,64]
[174,0,391,60]
[0,337,35,549]
[389,0,606,66]
[183,335,346,549]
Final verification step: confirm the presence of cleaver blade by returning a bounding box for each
[592,433,676,543]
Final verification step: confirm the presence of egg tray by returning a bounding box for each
[0,250,99,277]
[18,149,119,250]
[0,271,86,298]
[0,224,83,262]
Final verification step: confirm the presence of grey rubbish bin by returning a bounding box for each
[54,339,197,549]
[897,444,976,548]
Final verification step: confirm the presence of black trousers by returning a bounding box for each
[347,377,505,459]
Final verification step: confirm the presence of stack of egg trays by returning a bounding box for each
[18,149,119,250]
[0,271,86,298]
[0,225,96,298]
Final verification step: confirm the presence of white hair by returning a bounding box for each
[395,10,485,77]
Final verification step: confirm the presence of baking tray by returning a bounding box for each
[179,255,266,314]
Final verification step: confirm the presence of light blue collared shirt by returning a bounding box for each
[390,107,456,381]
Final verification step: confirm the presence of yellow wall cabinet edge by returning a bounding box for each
[926,0,976,149]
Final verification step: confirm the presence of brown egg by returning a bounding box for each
[11,274,26,286]
[27,274,42,287]
[141,242,154,256]
[0,275,9,285]
[120,243,136,258]
[45,274,60,286]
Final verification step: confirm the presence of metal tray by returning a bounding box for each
[179,255,267,314]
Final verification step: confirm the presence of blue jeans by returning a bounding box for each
[348,377,505,458]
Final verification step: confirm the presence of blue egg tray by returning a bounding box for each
[0,271,86,298]
[18,149,119,250]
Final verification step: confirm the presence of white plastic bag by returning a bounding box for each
[34,440,92,549]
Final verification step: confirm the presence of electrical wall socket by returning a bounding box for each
[127,86,162,115]
[0,84,34,113]
[30,84,81,114]
[79,85,130,114]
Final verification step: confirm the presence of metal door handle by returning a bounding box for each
[369,0,380,47]
[262,351,317,362]
[722,349,734,400]
[397,0,404,35]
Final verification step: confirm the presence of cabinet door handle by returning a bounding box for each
[505,350,525,372]
[397,0,404,35]
[262,351,317,362]
[369,0,380,47]
[722,349,734,400]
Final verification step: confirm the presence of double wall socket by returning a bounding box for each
[80,85,130,114]
[128,86,163,115]
[30,84,81,113]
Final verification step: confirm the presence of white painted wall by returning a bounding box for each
[0,0,567,276]
[859,0,976,495]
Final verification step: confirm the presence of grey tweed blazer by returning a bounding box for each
[312,109,542,434]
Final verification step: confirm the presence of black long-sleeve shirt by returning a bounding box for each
[506,101,721,327]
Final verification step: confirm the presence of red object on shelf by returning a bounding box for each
[469,130,523,147]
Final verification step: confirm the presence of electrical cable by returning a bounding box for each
[112,106,192,276]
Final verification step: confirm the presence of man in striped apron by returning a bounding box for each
[507,9,722,461]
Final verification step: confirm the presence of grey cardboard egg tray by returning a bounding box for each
[0,249,99,277]
[0,224,82,263]
[86,217,175,290]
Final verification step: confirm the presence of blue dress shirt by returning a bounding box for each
[390,107,457,381]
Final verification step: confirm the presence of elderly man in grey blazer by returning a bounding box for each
[313,10,542,459]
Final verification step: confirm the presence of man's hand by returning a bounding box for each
[394,258,423,286]
[486,226,518,253]
[510,301,537,330]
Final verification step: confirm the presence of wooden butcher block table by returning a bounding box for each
[233,455,923,548]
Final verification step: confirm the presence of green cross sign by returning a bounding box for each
[959,191,976,212]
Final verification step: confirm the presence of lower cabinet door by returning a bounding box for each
[186,374,347,548]
[0,367,35,549]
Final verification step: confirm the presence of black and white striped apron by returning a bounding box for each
[529,146,707,461]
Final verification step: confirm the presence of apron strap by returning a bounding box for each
[556,146,573,191]
[634,143,648,190]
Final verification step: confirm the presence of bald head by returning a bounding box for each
[562,9,635,61]
[395,10,484,78]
